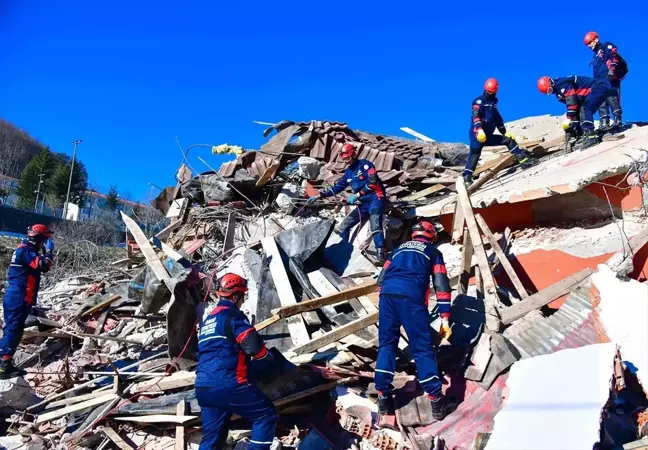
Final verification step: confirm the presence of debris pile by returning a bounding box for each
[1,116,648,449]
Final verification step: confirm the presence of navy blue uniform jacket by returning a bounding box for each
[5,240,52,305]
[552,75,610,120]
[470,94,507,138]
[320,159,385,201]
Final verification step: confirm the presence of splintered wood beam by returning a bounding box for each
[273,282,378,318]
[456,177,501,332]
[457,229,474,295]
[475,214,528,301]
[289,312,378,355]
[401,184,446,201]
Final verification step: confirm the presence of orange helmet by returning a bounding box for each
[216,273,248,298]
[484,78,499,94]
[584,31,599,46]
[27,224,53,241]
[340,143,356,162]
[411,221,437,242]
[537,76,553,94]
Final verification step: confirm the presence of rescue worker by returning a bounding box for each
[308,143,387,264]
[584,31,627,132]
[0,224,54,379]
[375,221,456,421]
[195,273,277,450]
[537,75,610,149]
[463,78,530,185]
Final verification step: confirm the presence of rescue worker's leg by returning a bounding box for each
[607,80,623,131]
[463,144,483,185]
[375,293,400,414]
[196,387,231,450]
[337,206,362,242]
[398,298,457,420]
[228,384,278,450]
[486,135,529,164]
[578,85,608,149]
[368,198,386,265]
[0,296,31,379]
[598,100,611,130]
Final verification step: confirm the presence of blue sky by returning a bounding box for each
[1,1,646,202]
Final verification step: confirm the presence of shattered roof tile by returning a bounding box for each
[218,160,238,177]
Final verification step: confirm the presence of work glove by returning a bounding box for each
[504,132,516,142]
[476,129,487,143]
[306,195,319,205]
[44,238,55,255]
[607,68,615,80]
[439,317,452,341]
[561,119,573,131]
[347,194,359,205]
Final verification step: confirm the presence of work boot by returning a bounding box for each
[462,175,473,188]
[429,394,457,421]
[0,358,26,380]
[515,151,534,168]
[598,117,611,133]
[375,247,385,267]
[608,115,624,134]
[574,130,600,150]
[377,391,395,415]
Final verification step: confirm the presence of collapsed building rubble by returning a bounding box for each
[1,116,648,449]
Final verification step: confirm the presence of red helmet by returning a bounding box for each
[537,76,553,94]
[216,273,248,298]
[584,31,599,46]
[27,224,53,241]
[411,221,437,242]
[484,78,499,94]
[340,143,356,162]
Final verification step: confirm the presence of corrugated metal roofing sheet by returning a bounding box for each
[218,161,238,177]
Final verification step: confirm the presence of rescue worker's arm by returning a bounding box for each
[561,76,581,124]
[471,98,484,135]
[358,162,384,198]
[230,312,271,361]
[24,247,52,273]
[376,253,393,288]
[430,252,451,318]
[319,174,349,199]
[604,42,619,79]
[496,109,507,136]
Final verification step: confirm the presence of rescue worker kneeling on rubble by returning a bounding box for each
[375,221,457,421]
[195,273,277,450]
[463,78,531,185]
[584,31,627,133]
[0,224,54,380]
[307,143,387,264]
[537,75,611,150]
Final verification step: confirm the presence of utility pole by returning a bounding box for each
[63,140,82,219]
[34,172,45,213]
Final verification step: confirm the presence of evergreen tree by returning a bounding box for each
[105,185,120,212]
[16,148,53,209]
[49,156,88,208]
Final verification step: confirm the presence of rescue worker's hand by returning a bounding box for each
[306,195,319,205]
[347,194,358,205]
[439,317,452,341]
[607,68,615,80]
[504,132,516,142]
[476,129,487,143]
[44,239,55,255]
[561,119,573,131]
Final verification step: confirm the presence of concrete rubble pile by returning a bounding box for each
[2,116,648,450]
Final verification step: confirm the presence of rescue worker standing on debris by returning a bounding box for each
[195,273,278,450]
[0,224,54,379]
[537,75,610,150]
[463,78,530,185]
[374,221,456,421]
[308,143,387,264]
[584,31,626,132]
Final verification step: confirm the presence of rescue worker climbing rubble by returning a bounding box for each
[195,273,278,450]
[0,224,54,380]
[584,31,627,133]
[463,78,531,185]
[374,221,457,421]
[537,75,610,150]
[308,142,387,264]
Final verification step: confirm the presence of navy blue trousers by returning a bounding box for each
[598,80,623,122]
[581,83,609,130]
[0,294,31,358]
[196,383,277,450]
[375,294,442,397]
[463,134,522,180]
[338,196,385,249]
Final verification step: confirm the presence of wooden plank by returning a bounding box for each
[261,236,310,347]
[101,427,135,450]
[121,211,171,285]
[47,389,112,409]
[273,282,378,318]
[22,330,142,345]
[451,201,465,243]
[255,160,281,187]
[456,177,501,332]
[131,371,196,394]
[36,393,119,424]
[223,212,236,255]
[475,153,516,175]
[464,332,492,381]
[401,184,445,202]
[114,415,197,424]
[254,314,281,331]
[289,312,378,355]
[420,177,456,185]
[457,229,473,295]
[175,401,187,450]
[155,220,183,241]
[476,214,528,301]
[273,377,357,408]
[500,268,594,325]
[81,294,122,318]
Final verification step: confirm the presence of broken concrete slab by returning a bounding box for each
[297,156,323,180]
[275,183,300,214]
[324,232,376,278]
[0,377,40,412]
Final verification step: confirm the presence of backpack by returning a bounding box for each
[616,53,629,80]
